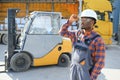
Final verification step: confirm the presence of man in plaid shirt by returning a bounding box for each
[59,9,105,80]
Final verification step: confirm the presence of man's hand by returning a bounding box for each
[69,14,79,24]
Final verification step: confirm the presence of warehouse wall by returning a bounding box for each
[0,1,79,22]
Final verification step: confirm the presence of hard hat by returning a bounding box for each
[81,9,97,20]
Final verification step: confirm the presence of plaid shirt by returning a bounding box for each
[59,21,105,80]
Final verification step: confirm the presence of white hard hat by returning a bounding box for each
[81,9,97,20]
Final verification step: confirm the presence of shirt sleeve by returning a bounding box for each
[90,37,105,80]
[59,20,76,43]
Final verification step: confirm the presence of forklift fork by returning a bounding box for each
[0,53,7,73]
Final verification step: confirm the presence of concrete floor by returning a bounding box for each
[0,43,120,80]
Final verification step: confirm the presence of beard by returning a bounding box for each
[81,26,85,29]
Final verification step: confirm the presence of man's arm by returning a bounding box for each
[59,14,79,43]
[90,37,105,80]
[59,20,77,43]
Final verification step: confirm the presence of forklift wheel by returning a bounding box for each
[58,54,70,67]
[0,33,1,43]
[2,34,8,45]
[10,52,31,72]
[16,34,21,44]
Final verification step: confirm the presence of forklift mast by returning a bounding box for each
[7,8,19,70]
[0,8,20,72]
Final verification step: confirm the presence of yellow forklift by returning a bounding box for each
[0,8,72,72]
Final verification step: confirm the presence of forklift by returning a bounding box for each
[0,8,72,72]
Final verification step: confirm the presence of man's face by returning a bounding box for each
[81,17,93,30]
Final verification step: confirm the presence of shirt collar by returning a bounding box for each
[84,30,93,36]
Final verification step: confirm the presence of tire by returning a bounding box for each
[2,34,8,45]
[114,33,118,41]
[16,34,21,45]
[10,52,31,72]
[58,54,70,67]
[0,33,2,43]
